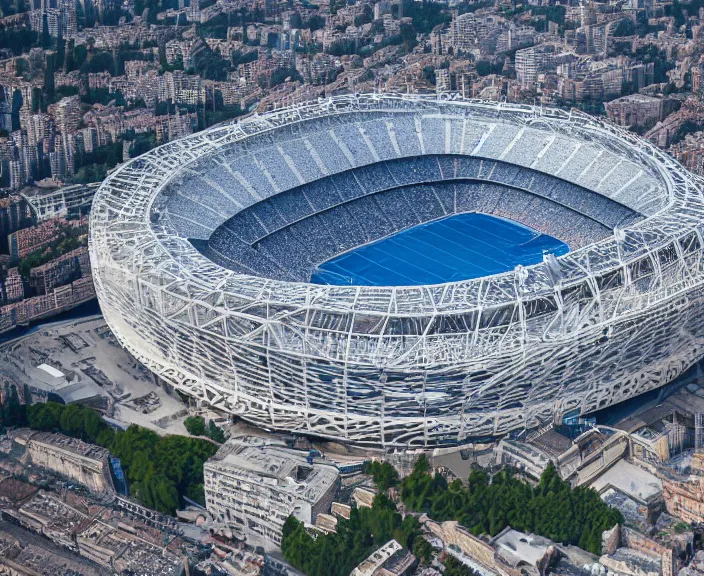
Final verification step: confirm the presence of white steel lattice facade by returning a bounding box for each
[89,94,704,447]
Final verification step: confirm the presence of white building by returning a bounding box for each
[204,436,339,551]
[515,45,556,89]
[36,363,68,388]
[451,12,476,53]
[436,69,451,93]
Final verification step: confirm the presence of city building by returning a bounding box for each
[425,520,556,576]
[23,431,115,493]
[204,436,339,551]
[351,540,417,576]
[1,267,23,304]
[515,45,556,89]
[605,94,665,128]
[0,196,32,253]
[29,246,90,295]
[661,452,704,524]
[7,217,67,260]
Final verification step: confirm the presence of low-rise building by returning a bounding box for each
[493,528,556,576]
[495,438,552,480]
[424,519,556,576]
[2,266,23,304]
[29,246,90,295]
[7,217,67,260]
[353,487,377,508]
[351,540,417,576]
[25,431,114,494]
[0,521,104,576]
[661,453,704,524]
[204,435,339,551]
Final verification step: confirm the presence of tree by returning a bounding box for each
[443,555,480,576]
[612,17,635,37]
[412,537,433,565]
[281,493,425,576]
[86,50,115,75]
[43,50,55,103]
[290,12,303,29]
[364,461,399,491]
[23,384,32,406]
[207,420,226,443]
[24,402,218,516]
[307,14,325,31]
[27,402,62,430]
[59,403,85,438]
[3,383,25,427]
[400,459,622,556]
[96,427,115,447]
[72,44,88,71]
[184,415,206,436]
[475,60,491,76]
[82,408,103,443]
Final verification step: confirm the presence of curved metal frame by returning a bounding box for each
[89,94,704,447]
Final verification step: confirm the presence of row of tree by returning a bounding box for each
[24,402,219,514]
[400,456,622,555]
[281,493,432,576]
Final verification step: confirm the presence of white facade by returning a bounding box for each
[203,436,339,551]
[90,94,704,448]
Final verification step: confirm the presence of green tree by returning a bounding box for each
[400,459,621,556]
[27,402,62,430]
[412,536,433,565]
[3,383,25,427]
[476,60,491,76]
[59,403,85,438]
[22,384,32,406]
[25,402,218,516]
[364,460,399,491]
[282,493,425,576]
[443,555,480,576]
[72,43,87,70]
[184,415,206,436]
[207,420,226,443]
[96,426,115,447]
[43,50,55,103]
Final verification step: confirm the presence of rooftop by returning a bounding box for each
[529,428,573,458]
[37,363,65,379]
[493,529,552,569]
[206,436,339,503]
[351,540,403,576]
[28,431,110,462]
[589,460,662,504]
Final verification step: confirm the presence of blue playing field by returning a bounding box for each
[310,212,569,286]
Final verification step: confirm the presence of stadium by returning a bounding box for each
[89,94,704,447]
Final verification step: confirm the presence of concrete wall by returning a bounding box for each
[26,440,112,494]
[425,520,509,576]
[573,434,629,486]
[663,476,704,523]
[602,524,620,556]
